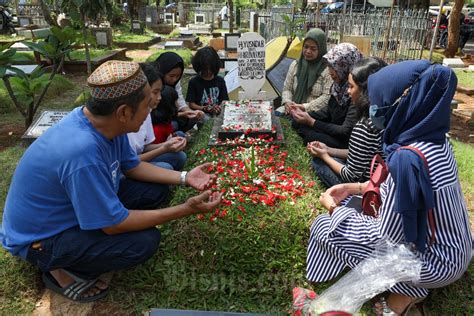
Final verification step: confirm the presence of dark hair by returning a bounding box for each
[140,62,163,86]
[192,46,221,77]
[86,87,146,116]
[350,57,387,121]
[151,85,178,124]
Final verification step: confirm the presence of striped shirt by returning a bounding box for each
[307,140,473,298]
[340,118,384,183]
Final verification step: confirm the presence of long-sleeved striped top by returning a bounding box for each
[307,139,473,298]
[340,118,384,183]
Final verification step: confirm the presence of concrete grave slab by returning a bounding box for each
[442,58,465,68]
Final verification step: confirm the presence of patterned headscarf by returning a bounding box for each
[368,60,457,252]
[323,43,363,106]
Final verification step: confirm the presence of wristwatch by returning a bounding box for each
[180,171,188,186]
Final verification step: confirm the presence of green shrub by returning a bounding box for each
[146,48,193,67]
[0,74,74,114]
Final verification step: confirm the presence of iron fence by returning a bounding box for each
[261,8,432,63]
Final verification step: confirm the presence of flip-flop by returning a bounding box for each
[42,271,109,303]
[373,295,425,316]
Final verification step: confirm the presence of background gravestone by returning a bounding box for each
[90,27,113,48]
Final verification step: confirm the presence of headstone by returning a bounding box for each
[17,28,33,39]
[442,58,465,68]
[11,42,31,51]
[18,16,32,27]
[237,32,266,100]
[90,27,113,48]
[180,30,194,37]
[468,65,474,72]
[222,20,229,29]
[32,27,52,39]
[132,20,144,34]
[164,41,183,49]
[195,14,206,24]
[23,110,70,139]
[6,64,38,76]
[225,33,240,52]
[164,13,174,24]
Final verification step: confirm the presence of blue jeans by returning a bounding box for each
[150,151,187,171]
[118,151,187,210]
[25,225,161,280]
[311,157,345,189]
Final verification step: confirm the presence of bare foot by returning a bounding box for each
[49,269,108,298]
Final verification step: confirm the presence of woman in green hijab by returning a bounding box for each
[277,28,332,115]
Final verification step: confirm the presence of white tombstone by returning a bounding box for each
[442,58,465,68]
[164,13,174,24]
[195,14,206,24]
[23,110,70,139]
[237,32,265,100]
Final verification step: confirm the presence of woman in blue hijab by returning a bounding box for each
[306,60,472,314]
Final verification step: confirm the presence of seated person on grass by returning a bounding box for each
[153,52,205,132]
[127,63,187,172]
[0,60,222,303]
[151,84,186,143]
[186,47,229,119]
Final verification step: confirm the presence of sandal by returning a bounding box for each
[42,271,109,303]
[374,295,425,316]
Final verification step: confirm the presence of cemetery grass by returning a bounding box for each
[454,69,474,89]
[113,26,158,43]
[0,121,473,314]
[146,48,193,67]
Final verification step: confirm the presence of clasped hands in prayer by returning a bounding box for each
[319,182,368,215]
[285,102,315,126]
[307,141,329,159]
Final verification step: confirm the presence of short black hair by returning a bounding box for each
[86,87,146,116]
[350,57,387,121]
[140,62,163,86]
[192,46,221,77]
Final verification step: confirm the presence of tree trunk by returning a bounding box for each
[38,0,58,27]
[81,13,92,75]
[445,0,464,57]
[229,0,234,33]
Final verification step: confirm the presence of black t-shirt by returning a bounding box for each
[186,75,229,106]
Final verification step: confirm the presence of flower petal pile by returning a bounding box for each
[196,137,315,222]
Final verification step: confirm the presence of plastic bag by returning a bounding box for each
[309,241,422,315]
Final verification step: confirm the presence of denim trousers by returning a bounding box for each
[118,151,187,210]
[311,157,346,189]
[25,225,161,280]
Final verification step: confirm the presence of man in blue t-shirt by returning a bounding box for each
[0,61,222,303]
